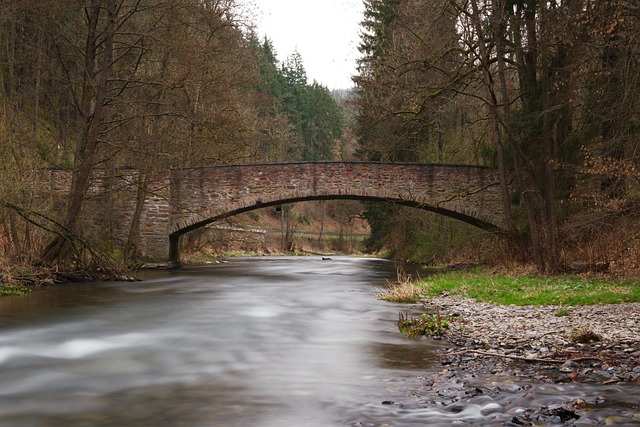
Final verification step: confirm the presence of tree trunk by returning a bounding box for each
[32,27,42,145]
[41,0,117,264]
[469,0,523,254]
[539,2,560,272]
[317,201,326,244]
[124,172,148,260]
[8,212,22,257]
[510,0,545,269]
[6,2,16,101]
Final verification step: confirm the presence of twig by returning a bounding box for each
[439,349,602,364]
[514,330,565,344]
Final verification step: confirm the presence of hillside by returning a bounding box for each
[181,200,371,261]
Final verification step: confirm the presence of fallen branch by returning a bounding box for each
[513,330,565,345]
[2,201,120,269]
[438,349,602,364]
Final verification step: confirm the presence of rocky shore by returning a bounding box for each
[403,296,640,426]
[428,295,640,374]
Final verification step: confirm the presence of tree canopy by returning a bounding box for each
[0,0,344,265]
[2,0,639,274]
[353,0,640,271]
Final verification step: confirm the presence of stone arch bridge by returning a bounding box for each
[42,162,507,263]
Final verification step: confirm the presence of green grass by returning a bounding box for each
[418,268,640,306]
[0,284,30,296]
[397,312,451,337]
[554,308,572,317]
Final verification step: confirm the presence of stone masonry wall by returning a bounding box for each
[39,162,505,262]
[38,168,171,260]
[169,162,504,235]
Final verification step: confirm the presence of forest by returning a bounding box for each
[355,0,640,274]
[1,0,639,282]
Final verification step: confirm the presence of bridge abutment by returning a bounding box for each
[136,177,172,260]
[40,169,172,261]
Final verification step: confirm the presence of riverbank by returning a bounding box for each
[394,268,640,366]
[398,295,640,425]
[428,294,639,378]
[377,267,640,424]
[425,295,640,358]
[0,265,137,295]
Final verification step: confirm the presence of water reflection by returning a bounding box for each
[367,341,445,371]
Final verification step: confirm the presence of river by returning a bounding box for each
[0,257,637,426]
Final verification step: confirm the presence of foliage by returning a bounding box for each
[397,312,450,337]
[0,284,30,296]
[280,53,344,161]
[0,0,268,264]
[364,203,485,264]
[353,0,640,272]
[254,41,345,163]
[417,269,640,306]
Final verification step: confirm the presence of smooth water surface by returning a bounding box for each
[1,257,638,426]
[0,257,444,426]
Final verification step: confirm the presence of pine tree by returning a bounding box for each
[280,51,344,161]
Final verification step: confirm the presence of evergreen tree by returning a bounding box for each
[282,50,308,87]
[280,51,344,161]
[253,36,299,161]
[255,37,287,113]
[304,82,343,160]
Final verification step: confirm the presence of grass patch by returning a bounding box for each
[417,268,640,306]
[397,311,451,337]
[377,281,423,303]
[377,272,424,303]
[0,285,30,296]
[1,268,34,296]
[554,308,572,317]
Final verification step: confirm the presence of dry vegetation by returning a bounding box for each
[2,0,640,287]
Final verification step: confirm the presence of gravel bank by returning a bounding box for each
[419,294,640,385]
[426,295,640,353]
[401,296,640,425]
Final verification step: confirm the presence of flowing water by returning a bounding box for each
[0,257,638,426]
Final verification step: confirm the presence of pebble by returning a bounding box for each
[392,296,640,426]
[559,361,579,373]
[424,295,639,361]
[418,295,640,387]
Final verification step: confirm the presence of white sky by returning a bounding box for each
[247,0,364,90]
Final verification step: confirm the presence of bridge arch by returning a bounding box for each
[167,162,506,263]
